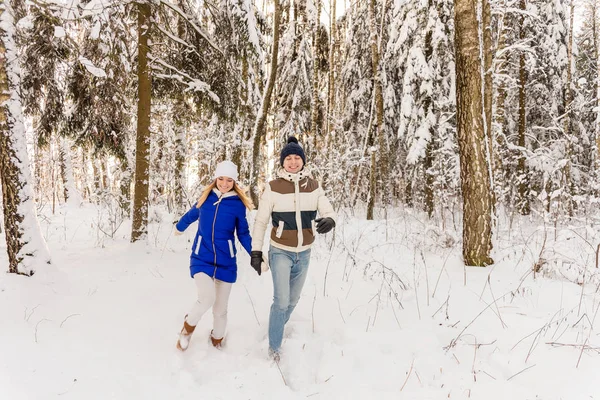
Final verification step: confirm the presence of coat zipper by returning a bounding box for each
[294,177,302,249]
[212,199,222,278]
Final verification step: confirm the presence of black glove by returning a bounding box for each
[315,217,335,234]
[250,251,262,276]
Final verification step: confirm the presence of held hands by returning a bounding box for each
[250,251,263,276]
[315,217,335,234]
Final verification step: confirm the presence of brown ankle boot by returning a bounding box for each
[176,316,196,351]
[210,330,223,349]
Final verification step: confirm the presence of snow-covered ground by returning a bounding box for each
[1,203,599,399]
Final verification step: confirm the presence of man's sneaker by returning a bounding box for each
[268,348,281,362]
[176,316,196,351]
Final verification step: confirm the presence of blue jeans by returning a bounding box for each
[268,246,311,352]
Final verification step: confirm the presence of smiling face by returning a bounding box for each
[283,154,304,173]
[216,176,234,193]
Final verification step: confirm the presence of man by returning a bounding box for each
[251,136,336,361]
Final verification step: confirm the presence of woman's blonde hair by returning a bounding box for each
[196,180,254,210]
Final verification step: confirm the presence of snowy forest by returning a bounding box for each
[2,0,600,274]
[1,0,600,398]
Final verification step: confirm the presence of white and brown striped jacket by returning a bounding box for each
[252,168,336,253]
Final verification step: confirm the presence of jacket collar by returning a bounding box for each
[276,167,311,183]
[212,188,238,205]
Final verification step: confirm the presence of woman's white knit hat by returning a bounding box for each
[213,160,238,181]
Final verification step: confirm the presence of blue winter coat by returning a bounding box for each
[176,189,252,283]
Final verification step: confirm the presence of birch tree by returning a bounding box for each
[454,0,494,266]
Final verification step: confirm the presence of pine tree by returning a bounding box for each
[340,0,374,208]
[384,0,455,216]
[274,0,313,143]
[575,0,600,195]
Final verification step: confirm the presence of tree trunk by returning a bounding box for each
[454,0,494,266]
[424,2,434,218]
[172,0,188,213]
[482,0,497,213]
[326,0,336,138]
[59,137,77,204]
[0,184,3,234]
[323,0,337,188]
[310,0,321,153]
[232,53,250,172]
[366,150,376,220]
[102,157,110,193]
[0,1,50,275]
[366,0,387,219]
[197,133,207,184]
[131,1,152,242]
[174,95,186,214]
[482,0,493,158]
[424,143,434,218]
[118,160,132,217]
[593,1,600,166]
[81,147,91,200]
[91,151,101,198]
[563,0,574,217]
[493,26,507,187]
[251,0,281,205]
[517,0,530,215]
[51,138,57,214]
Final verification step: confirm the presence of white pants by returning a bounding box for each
[186,272,233,339]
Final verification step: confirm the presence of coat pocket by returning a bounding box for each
[275,220,284,238]
[227,239,235,258]
[195,236,202,255]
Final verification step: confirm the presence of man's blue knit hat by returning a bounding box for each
[279,136,306,166]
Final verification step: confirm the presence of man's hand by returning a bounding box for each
[251,251,263,276]
[174,229,183,236]
[315,217,335,234]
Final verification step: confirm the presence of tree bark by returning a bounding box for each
[251,0,281,206]
[59,137,71,203]
[91,150,101,198]
[482,0,497,213]
[593,1,600,166]
[563,0,574,217]
[174,94,186,214]
[493,25,507,185]
[326,0,336,138]
[366,149,376,220]
[424,1,434,218]
[323,0,337,188]
[310,0,321,153]
[118,160,132,217]
[0,0,50,274]
[131,1,152,242]
[482,0,493,158]
[517,0,530,215]
[366,0,387,219]
[454,0,494,266]
[232,53,250,170]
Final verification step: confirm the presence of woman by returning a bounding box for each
[250,136,336,361]
[175,160,260,351]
